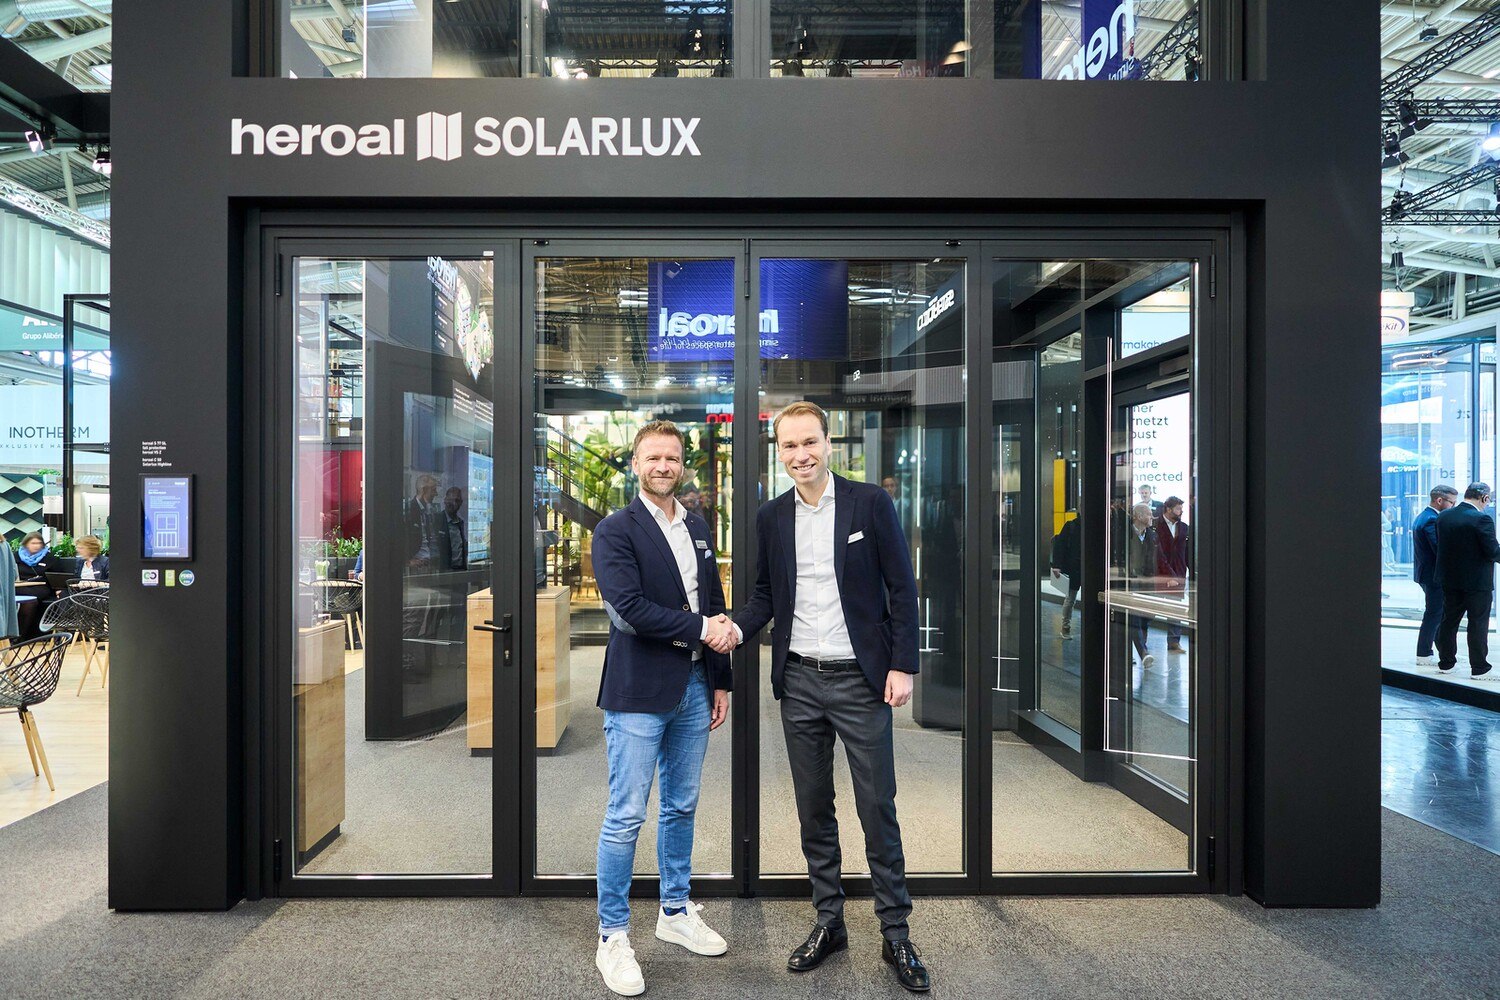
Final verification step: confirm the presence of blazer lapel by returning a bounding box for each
[833,474,854,585]
[777,490,798,604]
[690,516,712,606]
[630,499,689,603]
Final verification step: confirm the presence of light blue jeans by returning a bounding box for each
[597,662,711,935]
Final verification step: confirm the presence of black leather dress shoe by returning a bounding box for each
[787,923,847,972]
[882,938,931,992]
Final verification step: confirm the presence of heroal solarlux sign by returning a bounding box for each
[230,113,702,160]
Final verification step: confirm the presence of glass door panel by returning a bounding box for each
[755,254,967,878]
[530,251,738,881]
[991,256,1196,875]
[290,256,495,876]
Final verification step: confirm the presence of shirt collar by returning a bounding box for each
[793,474,837,511]
[641,493,686,526]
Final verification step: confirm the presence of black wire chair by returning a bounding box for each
[40,590,110,694]
[312,579,364,649]
[0,633,71,791]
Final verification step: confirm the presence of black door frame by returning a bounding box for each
[245,214,1243,901]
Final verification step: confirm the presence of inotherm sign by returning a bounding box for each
[231,113,701,159]
[645,259,848,362]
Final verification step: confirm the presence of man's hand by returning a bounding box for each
[705,613,738,654]
[710,689,730,731]
[884,670,914,708]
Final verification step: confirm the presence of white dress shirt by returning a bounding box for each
[788,475,856,660]
[640,495,709,658]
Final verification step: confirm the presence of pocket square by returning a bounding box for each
[848,530,865,543]
[703,548,713,559]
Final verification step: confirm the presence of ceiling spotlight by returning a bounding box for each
[24,125,53,154]
[678,13,707,58]
[91,146,111,176]
[342,26,356,42]
[1419,22,1438,42]
[1390,250,1405,270]
[1381,132,1409,169]
[1483,122,1500,155]
[1397,99,1432,134]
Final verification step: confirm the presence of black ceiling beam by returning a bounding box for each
[0,34,108,143]
[1386,209,1500,226]
[1382,98,1500,124]
[1382,7,1500,102]
[1387,159,1500,221]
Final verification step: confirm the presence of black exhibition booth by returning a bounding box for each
[108,2,1379,910]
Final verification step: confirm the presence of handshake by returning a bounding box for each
[704,613,741,654]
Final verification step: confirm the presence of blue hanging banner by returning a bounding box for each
[1053,0,1142,81]
[646,259,848,362]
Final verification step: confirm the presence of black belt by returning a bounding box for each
[788,651,860,672]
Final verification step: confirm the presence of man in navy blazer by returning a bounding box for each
[730,401,930,993]
[1435,481,1500,679]
[590,420,734,997]
[1412,484,1457,665]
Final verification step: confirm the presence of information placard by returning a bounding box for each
[142,474,194,561]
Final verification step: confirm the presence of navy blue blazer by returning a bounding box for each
[1412,505,1440,587]
[734,474,919,700]
[593,496,731,713]
[1435,501,1500,592]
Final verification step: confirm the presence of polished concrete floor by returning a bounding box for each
[1381,686,1500,855]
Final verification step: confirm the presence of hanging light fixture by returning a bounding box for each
[1482,122,1500,156]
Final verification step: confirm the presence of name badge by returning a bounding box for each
[695,539,708,549]
[848,530,865,543]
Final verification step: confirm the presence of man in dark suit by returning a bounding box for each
[590,420,734,997]
[1154,496,1192,654]
[1413,484,1458,666]
[730,401,931,993]
[1435,481,1500,679]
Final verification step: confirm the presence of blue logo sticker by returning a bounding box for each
[179,569,196,587]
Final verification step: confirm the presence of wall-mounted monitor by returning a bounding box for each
[142,474,194,561]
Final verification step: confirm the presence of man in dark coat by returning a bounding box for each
[1434,482,1500,679]
[1412,484,1458,666]
[1154,496,1192,653]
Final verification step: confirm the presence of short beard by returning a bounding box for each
[641,475,680,500]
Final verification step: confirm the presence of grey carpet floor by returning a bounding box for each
[319,645,1184,878]
[2,785,1498,999]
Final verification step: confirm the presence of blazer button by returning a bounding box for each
[683,604,690,611]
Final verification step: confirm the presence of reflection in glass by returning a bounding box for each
[1036,332,1083,732]
[292,257,494,876]
[532,256,734,878]
[1379,341,1477,625]
[995,0,1203,81]
[281,0,732,78]
[771,0,969,77]
[757,258,966,876]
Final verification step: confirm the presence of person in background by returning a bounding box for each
[438,487,467,571]
[404,474,440,570]
[1434,482,1500,681]
[352,548,364,582]
[1050,513,1082,639]
[1126,503,1159,669]
[75,535,109,583]
[1154,497,1191,654]
[13,533,60,639]
[1138,484,1163,517]
[0,532,19,643]
[1412,484,1458,667]
[15,532,62,583]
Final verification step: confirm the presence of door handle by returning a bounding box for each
[473,612,514,667]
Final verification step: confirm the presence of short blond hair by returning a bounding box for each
[772,401,829,441]
[75,535,103,557]
[632,419,684,456]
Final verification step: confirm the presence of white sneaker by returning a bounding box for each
[1416,655,1435,668]
[596,932,646,997]
[655,902,728,956]
[1142,654,1156,669]
[1058,626,1073,640]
